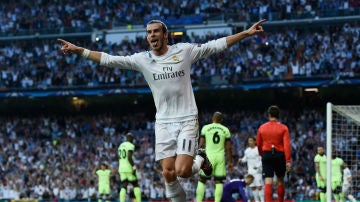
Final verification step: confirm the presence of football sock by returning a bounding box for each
[192,155,204,175]
[277,184,285,202]
[253,189,260,202]
[259,187,265,202]
[320,192,326,202]
[214,183,223,202]
[264,184,272,202]
[196,181,206,202]
[119,188,126,202]
[134,187,141,202]
[165,180,186,202]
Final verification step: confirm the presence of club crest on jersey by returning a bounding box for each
[172,55,179,62]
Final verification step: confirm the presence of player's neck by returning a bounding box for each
[152,45,169,56]
[269,117,277,121]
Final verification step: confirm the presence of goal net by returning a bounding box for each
[326,103,360,201]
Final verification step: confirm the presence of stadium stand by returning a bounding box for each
[0,22,359,90]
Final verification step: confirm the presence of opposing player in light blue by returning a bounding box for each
[118,132,141,202]
[196,112,233,202]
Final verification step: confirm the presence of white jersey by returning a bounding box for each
[242,146,262,175]
[100,38,227,123]
[343,167,352,186]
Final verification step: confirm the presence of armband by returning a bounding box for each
[82,49,90,58]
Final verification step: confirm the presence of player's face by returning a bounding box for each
[146,23,167,53]
[317,147,324,155]
[248,138,255,147]
[245,177,254,185]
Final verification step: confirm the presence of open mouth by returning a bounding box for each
[151,39,158,46]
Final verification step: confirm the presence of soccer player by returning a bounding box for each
[92,163,115,202]
[256,105,291,202]
[118,132,141,202]
[342,163,357,202]
[314,146,327,202]
[331,153,344,202]
[195,112,233,202]
[238,136,264,202]
[58,18,266,202]
[221,174,254,202]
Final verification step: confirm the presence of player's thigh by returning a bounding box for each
[213,155,226,178]
[331,180,342,190]
[120,172,136,182]
[342,184,350,194]
[274,152,286,178]
[155,122,178,161]
[176,119,199,157]
[250,173,263,187]
[315,174,326,188]
[98,185,110,195]
[221,193,235,202]
[262,152,275,178]
[128,172,138,182]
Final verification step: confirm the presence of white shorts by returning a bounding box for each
[342,183,350,194]
[155,119,199,161]
[249,173,264,188]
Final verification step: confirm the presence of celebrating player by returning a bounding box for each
[58,18,266,202]
[92,163,115,202]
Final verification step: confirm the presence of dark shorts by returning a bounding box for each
[262,151,286,178]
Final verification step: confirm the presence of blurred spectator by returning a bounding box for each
[0,22,359,90]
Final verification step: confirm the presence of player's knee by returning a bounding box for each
[121,180,129,189]
[162,168,176,179]
[319,187,326,193]
[199,176,208,183]
[175,165,192,178]
[130,180,139,187]
[333,186,342,194]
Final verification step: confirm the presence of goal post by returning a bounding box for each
[326,102,360,202]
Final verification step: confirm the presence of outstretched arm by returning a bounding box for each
[226,139,233,170]
[226,19,266,48]
[238,184,248,202]
[57,38,102,63]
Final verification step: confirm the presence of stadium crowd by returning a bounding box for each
[1,0,359,35]
[0,22,359,90]
[0,109,359,201]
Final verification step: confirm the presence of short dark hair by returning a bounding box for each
[245,174,254,181]
[127,132,134,141]
[267,105,280,119]
[146,20,168,33]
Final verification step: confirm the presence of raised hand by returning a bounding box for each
[246,19,267,36]
[57,38,82,55]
